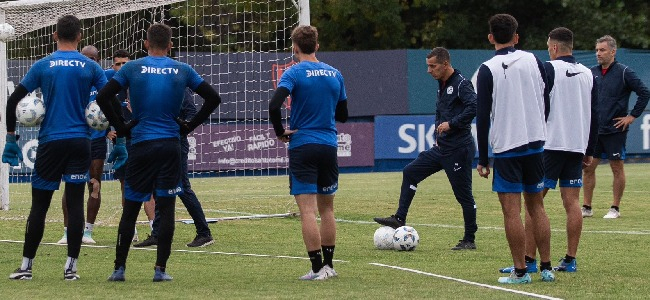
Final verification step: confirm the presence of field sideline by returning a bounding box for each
[0,163,648,299]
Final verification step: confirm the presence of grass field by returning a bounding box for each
[1,163,649,299]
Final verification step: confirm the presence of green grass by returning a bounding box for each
[1,163,649,299]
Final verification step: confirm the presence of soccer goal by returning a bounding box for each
[0,0,308,223]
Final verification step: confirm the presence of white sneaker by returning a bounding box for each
[132,227,139,242]
[322,265,337,277]
[57,233,68,245]
[581,207,593,218]
[82,230,96,244]
[603,208,620,219]
[299,267,331,281]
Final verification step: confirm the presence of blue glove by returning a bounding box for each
[107,137,128,170]
[2,134,23,166]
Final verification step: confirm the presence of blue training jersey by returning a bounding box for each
[278,61,347,149]
[112,56,204,144]
[20,50,107,143]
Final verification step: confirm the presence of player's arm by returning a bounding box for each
[537,57,550,121]
[624,67,650,118]
[449,80,477,129]
[180,81,221,134]
[335,100,348,123]
[5,84,29,133]
[96,79,130,134]
[475,64,493,169]
[586,77,599,156]
[269,87,290,137]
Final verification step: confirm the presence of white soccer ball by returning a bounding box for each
[85,101,109,130]
[393,226,420,251]
[16,96,45,126]
[374,226,396,250]
[0,23,15,41]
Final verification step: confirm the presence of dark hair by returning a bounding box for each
[548,27,573,51]
[426,47,450,63]
[146,23,172,50]
[488,14,518,44]
[112,49,130,60]
[81,45,99,61]
[56,15,81,42]
[291,25,318,54]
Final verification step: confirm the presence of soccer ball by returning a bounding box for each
[16,96,45,126]
[373,226,396,250]
[85,101,109,130]
[393,226,419,251]
[0,23,15,41]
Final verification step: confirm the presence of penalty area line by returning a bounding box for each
[369,263,563,300]
[0,239,348,263]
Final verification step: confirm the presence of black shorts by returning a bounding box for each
[124,138,182,202]
[594,132,626,160]
[492,152,544,193]
[543,150,584,189]
[90,137,107,160]
[289,144,338,195]
[32,138,91,190]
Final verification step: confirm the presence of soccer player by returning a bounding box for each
[268,25,348,281]
[476,14,554,284]
[581,35,650,219]
[3,15,107,280]
[374,47,478,251]
[134,89,214,248]
[57,45,110,245]
[499,27,598,275]
[97,23,221,282]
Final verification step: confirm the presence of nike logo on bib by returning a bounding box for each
[566,70,582,77]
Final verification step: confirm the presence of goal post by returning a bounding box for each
[0,0,310,221]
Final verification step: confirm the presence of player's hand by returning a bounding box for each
[277,129,297,143]
[477,164,490,178]
[437,122,450,135]
[2,134,23,166]
[114,120,137,138]
[107,137,128,170]
[106,131,117,140]
[582,155,593,168]
[175,117,193,136]
[613,115,635,131]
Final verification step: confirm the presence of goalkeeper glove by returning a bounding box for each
[107,137,128,170]
[2,134,23,166]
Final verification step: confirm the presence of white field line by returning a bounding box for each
[335,218,650,235]
[0,239,348,263]
[370,263,564,300]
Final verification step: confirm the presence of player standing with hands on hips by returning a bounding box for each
[96,23,221,282]
[269,25,348,281]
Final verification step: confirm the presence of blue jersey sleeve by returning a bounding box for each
[186,66,204,91]
[337,72,347,102]
[92,62,108,91]
[20,60,47,93]
[112,63,131,88]
[277,68,296,92]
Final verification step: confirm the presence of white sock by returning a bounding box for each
[85,223,94,232]
[149,220,154,230]
[64,257,78,272]
[21,257,33,270]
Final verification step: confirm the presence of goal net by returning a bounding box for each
[0,0,307,224]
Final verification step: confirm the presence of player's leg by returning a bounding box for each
[603,132,626,218]
[134,196,159,247]
[83,154,105,244]
[113,200,142,270]
[58,192,69,244]
[315,144,337,275]
[609,158,625,212]
[154,195,175,281]
[178,147,213,247]
[144,196,156,231]
[582,136,604,216]
[444,143,477,250]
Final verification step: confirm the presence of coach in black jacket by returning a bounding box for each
[374,47,478,250]
[582,35,650,219]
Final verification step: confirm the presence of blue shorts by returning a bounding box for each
[492,152,544,193]
[543,150,584,189]
[90,137,107,160]
[124,138,182,202]
[32,138,90,190]
[594,132,626,160]
[289,144,338,195]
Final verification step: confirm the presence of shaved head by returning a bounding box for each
[81,45,99,61]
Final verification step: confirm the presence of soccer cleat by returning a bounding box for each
[373,215,405,229]
[540,269,555,282]
[64,269,80,281]
[554,257,577,272]
[107,266,126,282]
[9,268,32,280]
[186,235,215,247]
[499,260,538,273]
[133,234,157,247]
[603,208,620,219]
[498,271,532,284]
[57,232,68,245]
[299,266,332,281]
[82,230,96,244]
[581,207,593,218]
[153,266,173,282]
[451,240,476,250]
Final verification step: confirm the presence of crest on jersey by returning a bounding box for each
[447,86,454,94]
[271,60,297,109]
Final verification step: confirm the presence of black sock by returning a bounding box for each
[322,245,335,268]
[564,255,575,263]
[583,205,592,210]
[307,250,323,273]
[611,206,619,212]
[525,256,536,263]
[540,261,552,271]
[514,268,527,277]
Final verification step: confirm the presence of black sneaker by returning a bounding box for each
[64,269,80,281]
[133,234,158,247]
[9,268,32,280]
[373,215,405,229]
[186,235,215,247]
[451,240,476,250]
